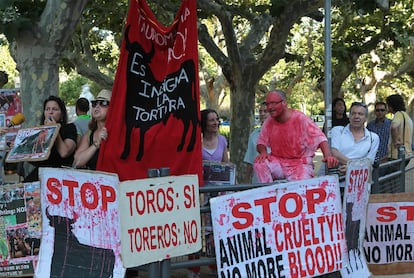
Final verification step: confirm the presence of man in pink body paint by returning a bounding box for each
[254,90,338,182]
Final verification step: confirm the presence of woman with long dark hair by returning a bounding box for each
[24,95,77,182]
[332,97,349,127]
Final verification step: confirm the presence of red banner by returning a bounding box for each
[97,0,202,181]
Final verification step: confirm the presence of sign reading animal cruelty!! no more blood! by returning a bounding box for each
[210,175,345,278]
[118,175,201,268]
[36,168,125,278]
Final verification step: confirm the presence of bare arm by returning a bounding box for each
[331,148,349,165]
[255,144,270,163]
[222,148,229,163]
[54,133,76,158]
[73,132,97,168]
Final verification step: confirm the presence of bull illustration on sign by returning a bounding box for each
[46,208,115,277]
[121,25,199,161]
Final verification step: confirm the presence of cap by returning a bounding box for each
[95,89,111,101]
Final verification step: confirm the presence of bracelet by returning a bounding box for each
[92,141,100,148]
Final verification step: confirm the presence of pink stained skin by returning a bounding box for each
[254,91,337,182]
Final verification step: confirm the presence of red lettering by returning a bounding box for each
[62,179,78,207]
[288,251,299,278]
[165,187,174,211]
[279,193,302,218]
[376,206,397,222]
[80,182,99,210]
[348,168,369,193]
[127,228,134,252]
[46,178,115,211]
[306,188,326,214]
[126,192,134,216]
[254,196,276,223]
[147,190,156,213]
[302,218,311,246]
[135,191,146,215]
[400,206,414,221]
[232,203,253,229]
[46,178,62,204]
[274,224,283,252]
[283,222,293,250]
[183,184,195,208]
[101,185,116,211]
[128,224,179,253]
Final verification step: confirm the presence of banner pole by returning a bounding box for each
[159,167,171,278]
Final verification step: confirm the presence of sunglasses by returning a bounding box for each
[91,100,110,108]
[375,109,386,112]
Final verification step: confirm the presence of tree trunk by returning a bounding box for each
[9,0,88,127]
[16,48,60,127]
[229,84,256,183]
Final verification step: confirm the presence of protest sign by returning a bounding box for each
[97,0,202,183]
[6,125,60,163]
[0,182,41,277]
[0,89,23,147]
[202,162,236,186]
[0,114,6,150]
[36,168,125,278]
[202,161,236,256]
[210,175,344,278]
[118,175,201,267]
[340,158,372,278]
[364,192,414,275]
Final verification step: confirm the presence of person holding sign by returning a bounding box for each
[331,102,379,175]
[73,89,111,170]
[254,90,338,182]
[24,96,77,182]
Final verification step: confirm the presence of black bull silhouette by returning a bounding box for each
[345,202,363,272]
[46,208,115,278]
[121,25,199,161]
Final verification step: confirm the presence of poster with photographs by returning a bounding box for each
[6,125,60,163]
[202,161,236,185]
[0,182,41,277]
[0,89,23,148]
[0,113,6,150]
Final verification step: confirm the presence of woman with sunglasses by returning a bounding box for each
[73,89,111,170]
[24,95,77,182]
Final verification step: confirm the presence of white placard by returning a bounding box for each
[36,167,125,278]
[118,174,201,267]
[210,175,344,278]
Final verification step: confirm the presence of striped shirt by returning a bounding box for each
[366,118,392,161]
